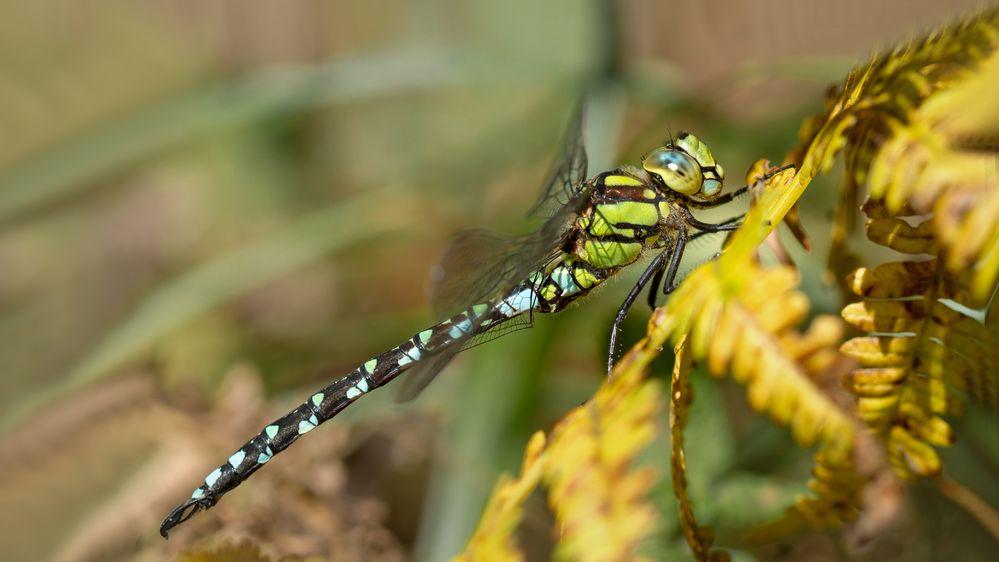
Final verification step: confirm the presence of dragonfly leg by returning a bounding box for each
[645,265,665,309]
[686,163,795,209]
[606,241,675,374]
[693,185,748,208]
[682,206,743,232]
[607,227,687,374]
[660,226,688,295]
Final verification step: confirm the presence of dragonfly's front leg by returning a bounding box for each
[606,227,687,374]
[645,265,665,309]
[685,163,795,210]
[656,225,688,298]
[655,208,744,301]
[681,206,743,233]
[647,212,744,308]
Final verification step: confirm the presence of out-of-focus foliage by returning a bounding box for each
[173,540,308,562]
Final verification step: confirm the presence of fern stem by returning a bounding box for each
[935,474,999,543]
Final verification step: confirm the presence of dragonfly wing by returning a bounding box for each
[526,104,589,219]
[429,189,589,321]
[397,191,590,402]
[392,312,540,402]
[393,322,484,402]
[428,230,526,321]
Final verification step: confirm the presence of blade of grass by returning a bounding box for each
[0,49,466,226]
[1,192,404,430]
[414,322,555,562]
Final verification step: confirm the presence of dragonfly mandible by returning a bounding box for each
[160,111,752,538]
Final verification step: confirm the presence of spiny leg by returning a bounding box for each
[690,184,748,208]
[681,206,743,232]
[607,202,745,369]
[606,237,679,374]
[646,265,666,309]
[685,163,795,210]
[669,208,742,298]
[659,203,762,299]
[658,225,688,297]
[647,212,743,309]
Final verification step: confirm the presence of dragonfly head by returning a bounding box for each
[642,132,725,199]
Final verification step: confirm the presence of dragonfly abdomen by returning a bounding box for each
[524,259,607,313]
[160,303,498,537]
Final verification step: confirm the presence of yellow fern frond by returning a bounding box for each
[545,349,663,562]
[452,432,548,562]
[455,345,664,562]
[661,257,868,534]
[666,264,853,458]
[648,165,856,462]
[790,7,999,299]
[611,165,865,539]
[840,255,997,480]
[776,6,999,486]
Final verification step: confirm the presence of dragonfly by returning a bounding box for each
[160,111,758,538]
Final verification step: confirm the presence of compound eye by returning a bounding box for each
[642,148,703,195]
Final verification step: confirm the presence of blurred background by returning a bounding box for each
[0,1,995,561]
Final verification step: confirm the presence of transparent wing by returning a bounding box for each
[433,190,589,317]
[397,106,593,402]
[526,104,589,219]
[428,230,526,321]
[396,191,590,402]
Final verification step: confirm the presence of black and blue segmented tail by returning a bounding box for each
[159,301,510,537]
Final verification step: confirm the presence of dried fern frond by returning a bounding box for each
[611,164,867,542]
[840,254,997,479]
[658,259,867,536]
[663,262,853,458]
[790,7,999,299]
[649,165,856,461]
[775,7,999,486]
